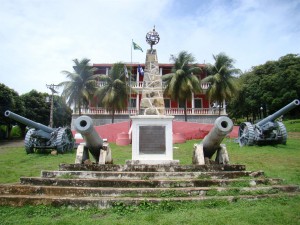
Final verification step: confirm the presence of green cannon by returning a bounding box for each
[238,99,300,146]
[4,110,74,153]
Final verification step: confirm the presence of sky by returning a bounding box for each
[0,0,299,95]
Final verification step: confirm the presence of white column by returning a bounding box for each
[223,99,227,114]
[136,94,140,111]
[136,67,139,83]
[191,92,195,114]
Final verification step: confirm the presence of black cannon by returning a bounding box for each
[238,99,300,146]
[4,110,74,153]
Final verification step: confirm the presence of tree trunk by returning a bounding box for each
[6,124,12,139]
[184,104,187,122]
[218,101,221,116]
[112,109,115,124]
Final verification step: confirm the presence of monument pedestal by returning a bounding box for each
[127,115,179,165]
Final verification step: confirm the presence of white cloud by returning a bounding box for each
[0,0,299,94]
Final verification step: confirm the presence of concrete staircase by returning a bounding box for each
[0,164,299,208]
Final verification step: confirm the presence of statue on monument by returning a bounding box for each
[145,26,160,51]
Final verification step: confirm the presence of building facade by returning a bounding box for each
[71,63,227,126]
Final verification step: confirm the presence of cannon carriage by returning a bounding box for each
[4,110,74,153]
[238,99,300,146]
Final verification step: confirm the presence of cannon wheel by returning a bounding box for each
[24,128,35,154]
[55,128,74,153]
[238,122,255,146]
[277,122,287,144]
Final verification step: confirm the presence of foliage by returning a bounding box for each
[203,52,240,115]
[163,51,202,121]
[0,83,24,121]
[52,95,73,127]
[0,83,24,138]
[95,62,130,123]
[20,90,50,126]
[59,58,101,115]
[228,54,300,121]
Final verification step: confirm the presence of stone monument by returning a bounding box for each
[127,27,179,165]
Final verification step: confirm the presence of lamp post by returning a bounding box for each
[46,84,59,127]
[260,106,263,119]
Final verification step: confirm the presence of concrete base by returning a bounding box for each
[130,115,175,161]
[192,144,205,165]
[126,160,180,165]
[75,142,113,165]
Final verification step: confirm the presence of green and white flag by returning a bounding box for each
[132,41,143,52]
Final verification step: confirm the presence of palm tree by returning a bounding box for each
[59,58,100,116]
[94,62,130,123]
[163,51,202,121]
[203,53,240,115]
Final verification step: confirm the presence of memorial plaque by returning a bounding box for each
[139,126,165,154]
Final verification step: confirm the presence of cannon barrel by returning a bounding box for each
[256,99,300,127]
[202,116,233,158]
[4,110,53,133]
[74,116,103,161]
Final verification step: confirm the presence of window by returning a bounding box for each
[130,98,136,108]
[164,99,170,108]
[194,98,202,108]
[178,101,186,108]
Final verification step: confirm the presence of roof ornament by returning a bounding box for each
[145,25,160,51]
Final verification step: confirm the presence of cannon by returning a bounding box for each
[238,99,300,146]
[74,115,112,164]
[4,110,74,154]
[193,116,233,165]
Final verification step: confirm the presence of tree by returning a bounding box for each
[163,51,202,121]
[59,58,100,115]
[53,95,73,127]
[18,90,50,136]
[94,62,130,123]
[203,52,240,115]
[228,54,300,121]
[0,83,24,139]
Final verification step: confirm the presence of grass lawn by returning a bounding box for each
[0,135,300,224]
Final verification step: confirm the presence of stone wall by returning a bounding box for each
[71,114,220,129]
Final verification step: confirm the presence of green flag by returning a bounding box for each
[132,41,143,52]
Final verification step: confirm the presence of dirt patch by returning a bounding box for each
[0,139,24,148]
[288,132,300,139]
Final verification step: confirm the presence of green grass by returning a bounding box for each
[0,196,300,225]
[1,137,300,224]
[283,119,300,132]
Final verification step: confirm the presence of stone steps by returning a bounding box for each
[58,163,246,172]
[19,177,284,188]
[41,170,264,180]
[0,163,299,208]
[0,184,298,197]
[1,193,299,209]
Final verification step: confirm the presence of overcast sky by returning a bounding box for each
[1,0,299,95]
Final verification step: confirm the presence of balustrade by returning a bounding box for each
[75,107,226,115]
[97,81,210,90]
